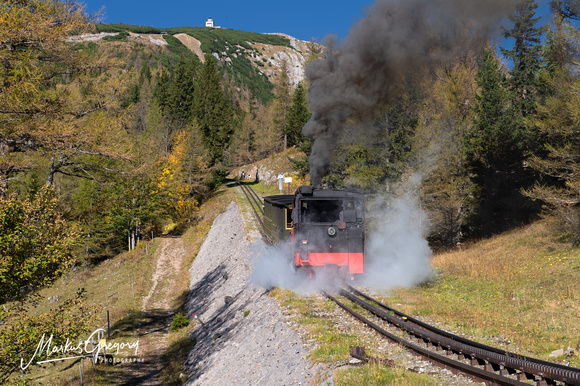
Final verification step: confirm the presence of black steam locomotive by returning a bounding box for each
[263,186,365,276]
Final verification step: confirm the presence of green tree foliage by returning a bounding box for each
[274,60,292,150]
[168,56,198,123]
[193,54,234,167]
[0,188,78,302]
[0,289,97,382]
[284,83,310,148]
[154,70,172,112]
[525,77,580,243]
[550,0,580,20]
[464,48,532,236]
[164,27,288,104]
[95,23,163,34]
[320,75,422,190]
[419,53,479,247]
[501,0,546,117]
[525,20,580,243]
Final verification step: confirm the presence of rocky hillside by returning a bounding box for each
[73,24,317,102]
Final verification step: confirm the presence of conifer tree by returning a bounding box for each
[550,0,580,20]
[501,0,546,117]
[169,56,197,123]
[274,60,292,150]
[464,48,529,236]
[193,54,234,167]
[284,83,310,148]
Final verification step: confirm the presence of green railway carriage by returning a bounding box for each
[262,195,294,245]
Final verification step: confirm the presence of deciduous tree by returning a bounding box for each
[0,0,130,195]
[0,187,78,302]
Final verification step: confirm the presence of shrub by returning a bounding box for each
[170,313,190,332]
[102,31,129,42]
[0,188,79,303]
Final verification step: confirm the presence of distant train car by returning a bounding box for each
[263,186,365,277]
[263,194,293,245]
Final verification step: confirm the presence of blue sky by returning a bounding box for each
[82,0,373,41]
[82,0,558,45]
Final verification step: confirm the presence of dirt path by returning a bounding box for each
[120,237,186,385]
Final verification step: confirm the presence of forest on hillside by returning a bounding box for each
[1,0,580,379]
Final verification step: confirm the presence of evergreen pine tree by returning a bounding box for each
[273,60,292,150]
[153,70,172,112]
[169,56,197,123]
[550,0,580,20]
[284,83,310,148]
[464,48,531,236]
[193,54,234,166]
[501,0,546,117]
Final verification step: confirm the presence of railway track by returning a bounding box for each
[237,181,580,386]
[237,180,264,230]
[325,286,580,386]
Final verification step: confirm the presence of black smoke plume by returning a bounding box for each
[303,0,523,185]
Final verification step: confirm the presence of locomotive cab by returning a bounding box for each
[292,186,364,276]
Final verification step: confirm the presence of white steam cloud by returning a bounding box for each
[250,242,348,294]
[362,177,434,289]
[251,179,433,292]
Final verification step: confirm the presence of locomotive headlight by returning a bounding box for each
[327,226,337,236]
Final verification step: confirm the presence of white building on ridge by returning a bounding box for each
[205,18,221,28]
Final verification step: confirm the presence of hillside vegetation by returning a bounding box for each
[95,23,306,104]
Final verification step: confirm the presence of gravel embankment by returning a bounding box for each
[184,202,330,385]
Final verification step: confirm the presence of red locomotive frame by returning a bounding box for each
[263,186,365,276]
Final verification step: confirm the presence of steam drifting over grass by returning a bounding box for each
[363,181,434,289]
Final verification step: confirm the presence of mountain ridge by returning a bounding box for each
[75,24,316,97]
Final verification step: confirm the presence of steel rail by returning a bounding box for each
[238,181,264,215]
[236,181,579,385]
[237,181,265,230]
[348,285,579,375]
[324,291,529,386]
[339,287,580,386]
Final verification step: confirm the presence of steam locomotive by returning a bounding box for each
[263,186,365,277]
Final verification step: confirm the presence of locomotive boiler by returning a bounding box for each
[263,186,365,277]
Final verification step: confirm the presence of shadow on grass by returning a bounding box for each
[83,308,174,385]
[158,336,197,385]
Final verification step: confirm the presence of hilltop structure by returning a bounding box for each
[205,18,220,28]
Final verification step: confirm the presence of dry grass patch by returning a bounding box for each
[388,220,580,366]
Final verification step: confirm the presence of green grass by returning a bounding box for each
[334,364,437,386]
[268,289,436,385]
[271,289,365,363]
[8,182,240,384]
[164,27,291,51]
[10,240,158,384]
[386,221,580,367]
